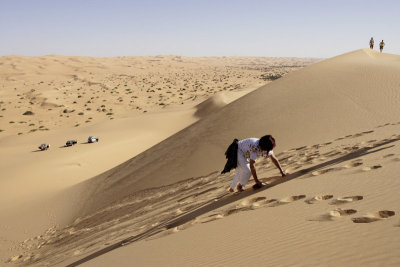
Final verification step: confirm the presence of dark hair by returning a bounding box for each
[259,135,275,151]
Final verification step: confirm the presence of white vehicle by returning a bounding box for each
[88,136,99,143]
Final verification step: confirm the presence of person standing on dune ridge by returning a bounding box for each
[370,37,374,49]
[380,40,385,52]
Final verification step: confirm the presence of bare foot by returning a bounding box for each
[237,184,244,192]
[229,188,234,193]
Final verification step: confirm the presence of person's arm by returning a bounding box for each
[270,154,286,177]
[249,159,262,185]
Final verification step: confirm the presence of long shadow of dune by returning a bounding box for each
[66,137,399,266]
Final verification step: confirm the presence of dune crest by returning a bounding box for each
[194,93,228,118]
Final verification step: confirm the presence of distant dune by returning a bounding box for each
[0,55,316,137]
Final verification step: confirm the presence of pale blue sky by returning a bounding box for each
[1,0,399,58]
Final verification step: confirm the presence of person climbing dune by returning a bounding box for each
[222,135,286,192]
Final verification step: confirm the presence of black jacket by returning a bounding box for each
[221,139,239,174]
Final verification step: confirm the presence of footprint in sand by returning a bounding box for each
[197,213,224,224]
[361,165,382,171]
[305,194,333,204]
[362,130,374,134]
[284,165,302,174]
[309,208,357,221]
[223,206,253,216]
[391,134,400,140]
[383,154,395,158]
[295,146,308,151]
[376,123,391,128]
[217,195,306,219]
[329,196,363,205]
[267,195,306,207]
[228,197,272,213]
[240,196,267,207]
[343,160,363,169]
[177,195,195,204]
[322,149,344,158]
[352,130,374,138]
[311,167,344,176]
[352,210,395,223]
[247,197,283,208]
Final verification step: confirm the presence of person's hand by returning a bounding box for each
[252,182,263,190]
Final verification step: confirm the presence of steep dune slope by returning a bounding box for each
[74,49,400,215]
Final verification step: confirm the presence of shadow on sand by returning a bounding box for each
[31,149,46,152]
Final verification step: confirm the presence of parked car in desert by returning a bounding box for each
[88,136,99,143]
[65,140,77,147]
[38,144,50,151]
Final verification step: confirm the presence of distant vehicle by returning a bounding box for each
[88,136,99,143]
[65,140,77,147]
[38,144,50,151]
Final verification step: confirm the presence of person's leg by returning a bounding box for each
[238,163,251,189]
[230,151,249,191]
[230,167,249,191]
[230,172,240,191]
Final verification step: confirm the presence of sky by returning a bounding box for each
[1,0,399,58]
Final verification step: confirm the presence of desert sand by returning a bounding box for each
[0,55,317,264]
[2,49,400,266]
[0,55,315,202]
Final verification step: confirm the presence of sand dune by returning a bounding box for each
[3,48,397,266]
[3,49,400,266]
[17,123,399,266]
[0,55,317,263]
[70,49,400,267]
[72,49,400,215]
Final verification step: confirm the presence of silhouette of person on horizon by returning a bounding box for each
[369,37,374,49]
[379,40,385,52]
